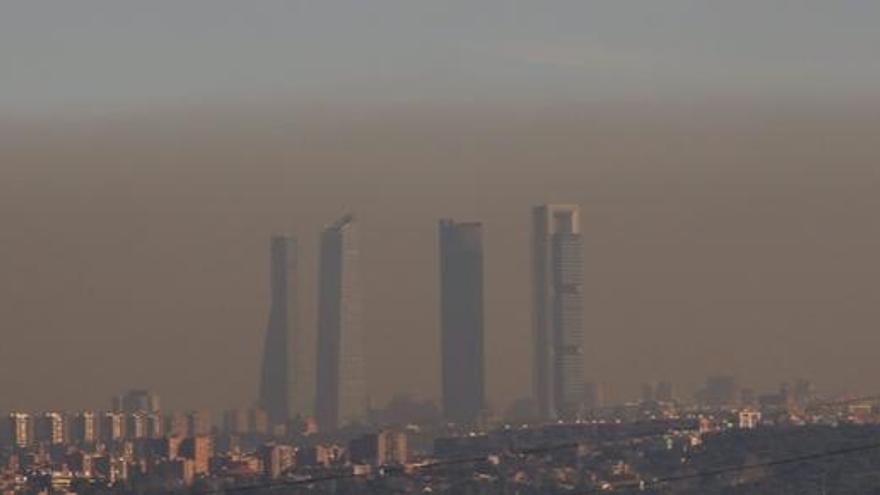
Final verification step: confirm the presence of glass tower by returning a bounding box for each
[316,214,366,431]
[439,219,485,424]
[532,204,585,420]
[259,235,310,426]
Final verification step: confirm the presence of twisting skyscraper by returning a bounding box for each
[439,219,485,424]
[259,236,311,427]
[532,204,585,420]
[316,214,366,431]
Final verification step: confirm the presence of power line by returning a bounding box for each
[652,443,880,484]
[196,441,581,494]
[655,442,880,484]
[586,441,880,494]
[197,413,880,494]
[195,471,358,494]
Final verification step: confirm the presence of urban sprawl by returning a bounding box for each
[3,205,878,494]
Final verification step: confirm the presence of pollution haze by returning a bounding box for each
[1,1,880,415]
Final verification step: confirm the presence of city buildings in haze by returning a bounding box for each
[258,235,312,427]
[640,383,655,403]
[655,381,674,403]
[186,410,213,437]
[7,412,32,448]
[316,214,367,431]
[101,412,126,444]
[348,430,409,466]
[583,382,606,412]
[532,204,585,419]
[259,443,296,479]
[697,376,740,406]
[70,411,98,445]
[35,412,65,445]
[180,435,213,475]
[438,219,485,424]
[113,389,160,414]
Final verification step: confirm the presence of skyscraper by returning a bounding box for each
[259,235,310,427]
[316,214,366,431]
[438,219,485,424]
[532,204,585,420]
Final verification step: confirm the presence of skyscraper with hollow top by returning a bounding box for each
[316,214,366,431]
[532,204,585,420]
[439,219,485,424]
[259,235,310,427]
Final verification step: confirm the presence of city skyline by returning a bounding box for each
[3,2,878,492]
[2,164,878,413]
[3,0,880,419]
[4,204,847,419]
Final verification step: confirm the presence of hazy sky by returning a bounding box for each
[2,2,880,414]
[4,0,880,112]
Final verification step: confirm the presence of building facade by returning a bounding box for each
[35,412,66,445]
[8,412,32,448]
[532,204,585,420]
[259,235,312,427]
[438,219,485,424]
[316,214,366,431]
[101,412,126,444]
[71,411,98,444]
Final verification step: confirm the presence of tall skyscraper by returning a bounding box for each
[259,235,311,427]
[316,214,366,431]
[532,204,585,420]
[438,219,485,424]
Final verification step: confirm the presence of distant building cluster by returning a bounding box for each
[256,204,588,434]
[4,378,879,494]
[6,203,872,493]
